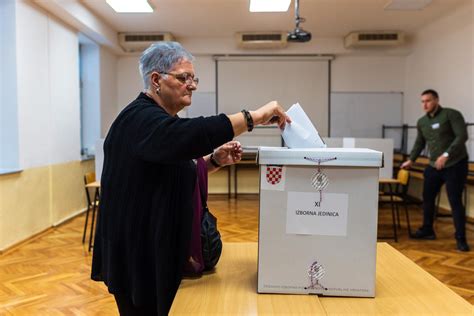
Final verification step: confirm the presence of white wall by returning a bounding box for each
[16,1,51,169]
[404,0,474,154]
[16,1,81,169]
[332,56,405,92]
[48,18,81,164]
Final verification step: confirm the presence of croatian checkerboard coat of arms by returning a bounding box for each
[266,166,283,185]
[261,165,286,191]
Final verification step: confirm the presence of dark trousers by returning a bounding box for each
[114,294,157,316]
[422,158,468,239]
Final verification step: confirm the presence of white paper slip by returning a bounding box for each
[282,103,326,149]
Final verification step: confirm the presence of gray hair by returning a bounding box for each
[139,41,194,89]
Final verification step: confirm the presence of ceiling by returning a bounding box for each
[81,0,467,38]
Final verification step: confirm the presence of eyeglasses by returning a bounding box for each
[160,72,199,86]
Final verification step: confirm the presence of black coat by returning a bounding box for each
[91,93,233,315]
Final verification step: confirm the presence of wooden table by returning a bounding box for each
[170,242,473,315]
[85,181,100,251]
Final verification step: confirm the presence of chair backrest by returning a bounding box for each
[84,172,96,206]
[84,172,96,185]
[397,169,410,186]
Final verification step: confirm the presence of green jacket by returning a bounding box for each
[409,106,468,168]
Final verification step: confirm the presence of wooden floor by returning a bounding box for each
[0,195,473,315]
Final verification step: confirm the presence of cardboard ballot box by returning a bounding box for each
[258,147,383,297]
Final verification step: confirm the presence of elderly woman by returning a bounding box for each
[91,42,290,315]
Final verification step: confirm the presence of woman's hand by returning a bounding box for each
[226,100,291,137]
[213,141,242,166]
[251,101,291,129]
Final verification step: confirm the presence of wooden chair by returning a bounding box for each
[83,172,97,244]
[379,169,413,241]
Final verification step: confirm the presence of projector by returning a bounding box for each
[287,0,311,43]
[287,28,312,43]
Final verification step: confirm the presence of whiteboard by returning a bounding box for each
[217,57,330,146]
[330,92,403,149]
[187,92,216,118]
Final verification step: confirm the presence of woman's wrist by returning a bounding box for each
[249,110,260,125]
[210,153,222,168]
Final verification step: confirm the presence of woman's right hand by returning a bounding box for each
[252,101,291,129]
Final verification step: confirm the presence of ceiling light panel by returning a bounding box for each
[249,0,291,12]
[106,0,153,13]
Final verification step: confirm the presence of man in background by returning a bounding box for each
[401,89,469,252]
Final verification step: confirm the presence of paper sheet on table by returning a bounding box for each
[282,103,326,148]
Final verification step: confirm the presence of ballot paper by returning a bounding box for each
[282,103,326,148]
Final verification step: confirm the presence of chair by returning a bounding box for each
[83,172,97,245]
[379,169,413,241]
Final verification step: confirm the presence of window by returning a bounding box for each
[78,34,100,159]
[0,0,20,173]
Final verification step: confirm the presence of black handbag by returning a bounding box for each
[199,186,222,271]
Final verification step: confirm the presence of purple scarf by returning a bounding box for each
[183,157,207,275]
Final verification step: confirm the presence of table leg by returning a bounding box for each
[88,188,99,252]
[234,165,238,198]
[227,165,231,199]
[389,183,398,242]
[82,204,90,244]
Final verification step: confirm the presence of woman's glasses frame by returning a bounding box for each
[160,72,199,86]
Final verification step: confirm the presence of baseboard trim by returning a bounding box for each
[53,207,87,227]
[0,207,88,254]
[0,227,52,255]
[408,195,474,225]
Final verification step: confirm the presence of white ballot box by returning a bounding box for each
[258,147,383,298]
